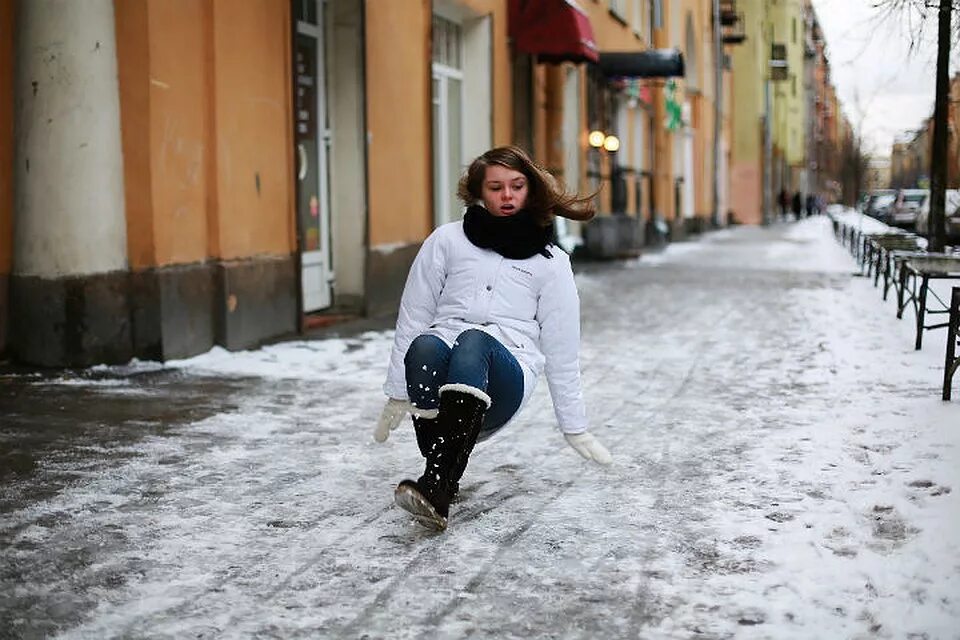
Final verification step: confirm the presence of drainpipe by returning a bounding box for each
[763,79,773,225]
[712,0,722,228]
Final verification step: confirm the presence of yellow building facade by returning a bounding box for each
[729,0,807,224]
[769,0,807,192]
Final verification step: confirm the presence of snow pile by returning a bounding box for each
[164,333,394,386]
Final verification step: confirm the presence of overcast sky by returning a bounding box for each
[810,0,960,157]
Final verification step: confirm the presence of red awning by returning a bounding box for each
[509,0,599,64]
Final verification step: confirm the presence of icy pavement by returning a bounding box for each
[2,217,958,639]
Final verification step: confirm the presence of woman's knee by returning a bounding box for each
[404,334,447,367]
[452,328,489,355]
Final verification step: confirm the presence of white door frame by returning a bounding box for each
[432,61,464,227]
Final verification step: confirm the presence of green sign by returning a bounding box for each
[665,80,682,131]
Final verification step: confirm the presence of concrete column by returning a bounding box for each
[14,0,126,276]
[12,0,130,365]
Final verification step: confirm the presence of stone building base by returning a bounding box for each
[9,255,297,367]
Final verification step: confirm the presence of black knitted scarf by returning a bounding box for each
[462,205,554,259]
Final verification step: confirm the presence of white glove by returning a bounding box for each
[374,398,411,443]
[564,432,613,465]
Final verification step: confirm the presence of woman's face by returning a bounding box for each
[481,164,528,217]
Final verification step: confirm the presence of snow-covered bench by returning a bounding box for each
[896,255,960,350]
[869,236,925,300]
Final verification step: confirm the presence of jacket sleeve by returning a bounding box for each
[536,259,588,434]
[383,229,447,399]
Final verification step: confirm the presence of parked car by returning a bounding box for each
[865,192,896,220]
[883,189,928,229]
[916,189,960,242]
[860,189,895,217]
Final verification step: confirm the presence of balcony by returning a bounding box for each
[719,0,738,27]
[719,1,746,46]
[722,14,746,45]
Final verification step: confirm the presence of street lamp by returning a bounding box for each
[584,129,634,257]
[587,128,626,218]
[589,129,620,153]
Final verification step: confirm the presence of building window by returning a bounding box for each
[652,0,662,30]
[432,15,462,68]
[292,0,318,25]
[432,15,464,226]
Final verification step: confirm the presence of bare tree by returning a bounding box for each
[873,0,958,251]
[838,85,884,206]
[839,130,870,207]
[928,0,953,251]
[871,1,960,48]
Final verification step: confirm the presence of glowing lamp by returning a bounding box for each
[588,130,606,148]
[602,135,620,153]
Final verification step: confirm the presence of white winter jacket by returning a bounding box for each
[383,220,588,434]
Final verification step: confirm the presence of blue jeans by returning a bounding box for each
[404,329,524,440]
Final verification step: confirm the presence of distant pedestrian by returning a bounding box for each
[375,145,612,531]
[778,189,789,220]
[805,193,818,217]
[792,191,803,219]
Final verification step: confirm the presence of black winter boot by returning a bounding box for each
[411,415,441,458]
[394,385,489,531]
[412,415,462,502]
[446,420,486,501]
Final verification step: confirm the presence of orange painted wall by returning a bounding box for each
[365,0,432,246]
[210,0,294,260]
[730,161,762,225]
[118,0,292,267]
[149,0,211,265]
[0,0,14,275]
[586,3,644,49]
[116,0,156,268]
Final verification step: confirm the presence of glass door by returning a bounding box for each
[294,0,332,312]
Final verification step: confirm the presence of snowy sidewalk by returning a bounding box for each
[2,217,958,639]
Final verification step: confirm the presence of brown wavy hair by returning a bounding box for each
[457,146,597,226]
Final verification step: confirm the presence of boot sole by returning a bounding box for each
[394,484,448,531]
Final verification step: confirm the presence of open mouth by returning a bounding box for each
[500,205,516,215]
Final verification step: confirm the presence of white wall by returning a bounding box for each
[461,14,492,164]
[329,0,366,300]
